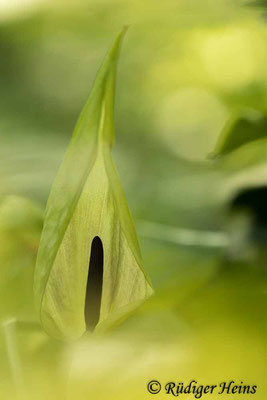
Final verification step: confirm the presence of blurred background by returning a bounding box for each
[0,0,267,399]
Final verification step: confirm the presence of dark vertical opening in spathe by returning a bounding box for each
[231,186,267,245]
[85,236,104,330]
[231,186,267,227]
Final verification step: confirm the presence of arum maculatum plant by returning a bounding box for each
[34,28,153,341]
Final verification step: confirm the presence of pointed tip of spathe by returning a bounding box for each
[121,25,130,36]
[108,26,129,62]
[118,25,130,39]
[94,27,129,79]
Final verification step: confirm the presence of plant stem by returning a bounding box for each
[2,318,24,400]
[138,220,229,248]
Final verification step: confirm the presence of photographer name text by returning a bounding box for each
[147,380,257,398]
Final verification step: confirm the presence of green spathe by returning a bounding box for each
[34,28,153,341]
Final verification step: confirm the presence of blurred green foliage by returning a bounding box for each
[0,0,267,399]
[212,114,267,157]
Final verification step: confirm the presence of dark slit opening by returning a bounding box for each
[231,186,267,228]
[231,186,267,245]
[85,236,104,330]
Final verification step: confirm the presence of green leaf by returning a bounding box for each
[210,113,267,158]
[34,28,153,341]
[214,137,267,207]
